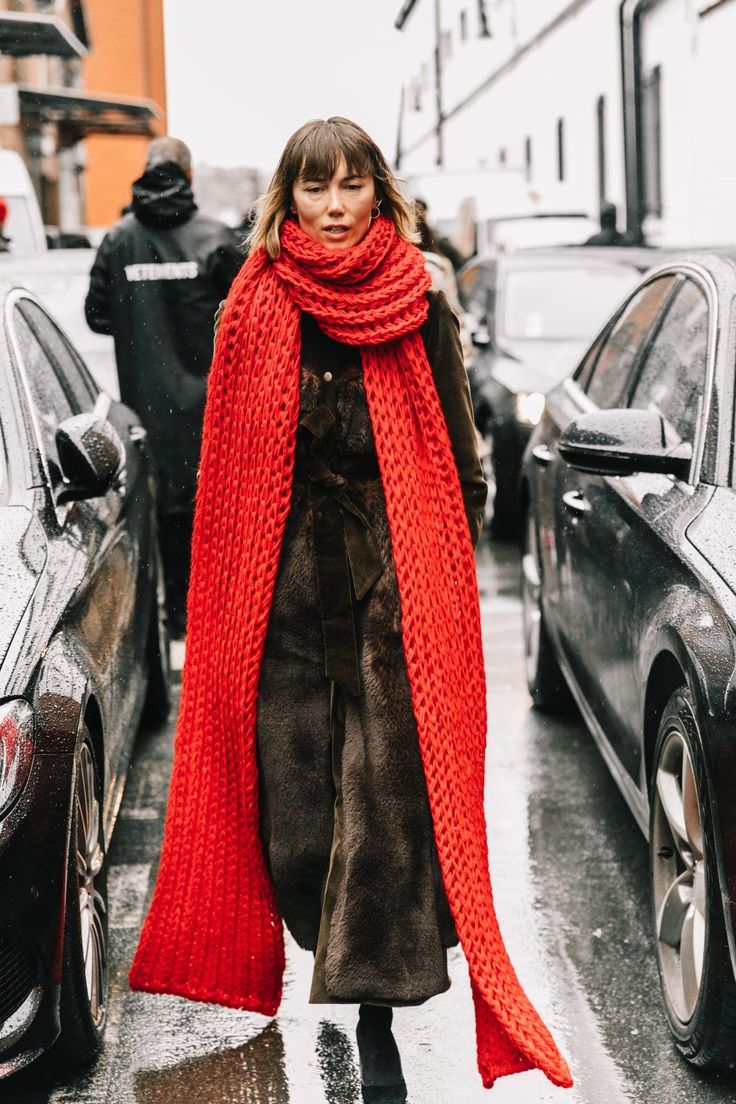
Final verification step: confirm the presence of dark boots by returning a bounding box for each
[356,1005,407,1101]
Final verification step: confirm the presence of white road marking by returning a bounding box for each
[118,807,159,821]
[170,639,185,671]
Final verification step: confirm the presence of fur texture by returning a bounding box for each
[256,321,456,1005]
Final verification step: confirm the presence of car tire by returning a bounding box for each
[54,730,108,1070]
[490,486,515,540]
[489,447,517,541]
[142,545,172,726]
[650,688,736,1071]
[521,509,571,711]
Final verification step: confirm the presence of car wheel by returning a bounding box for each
[521,509,570,711]
[650,688,736,1070]
[142,544,172,726]
[54,731,108,1069]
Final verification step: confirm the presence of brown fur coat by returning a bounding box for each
[255,291,486,1005]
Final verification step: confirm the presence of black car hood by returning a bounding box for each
[0,507,47,670]
[131,162,197,229]
[490,337,588,395]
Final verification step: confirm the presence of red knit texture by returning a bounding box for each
[129,216,572,1091]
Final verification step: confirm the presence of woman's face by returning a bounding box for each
[291,155,377,250]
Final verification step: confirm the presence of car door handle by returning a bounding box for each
[128,425,147,444]
[532,444,554,467]
[562,489,589,515]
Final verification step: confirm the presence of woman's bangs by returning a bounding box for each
[296,127,375,183]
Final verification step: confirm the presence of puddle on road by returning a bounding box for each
[133,1021,289,1103]
[314,1022,360,1104]
[131,1018,403,1104]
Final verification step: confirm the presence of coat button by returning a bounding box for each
[323,371,333,382]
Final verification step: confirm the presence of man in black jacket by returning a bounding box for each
[584,201,626,246]
[85,137,243,638]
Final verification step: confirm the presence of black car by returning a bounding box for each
[459,246,659,537]
[0,281,169,1078]
[520,253,736,1069]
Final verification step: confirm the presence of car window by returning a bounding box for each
[17,299,97,411]
[458,262,496,322]
[573,328,608,386]
[584,275,678,409]
[11,306,78,490]
[627,278,708,448]
[458,263,481,308]
[0,410,8,504]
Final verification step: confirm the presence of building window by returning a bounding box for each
[641,65,663,217]
[557,118,565,182]
[596,95,606,207]
[460,9,468,40]
[524,136,533,182]
[411,79,422,111]
[478,0,492,37]
[440,29,453,62]
[498,147,507,166]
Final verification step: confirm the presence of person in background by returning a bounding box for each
[414,195,467,271]
[236,203,259,253]
[85,137,243,639]
[584,200,626,246]
[415,199,472,365]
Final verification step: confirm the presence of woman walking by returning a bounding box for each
[130,117,571,1096]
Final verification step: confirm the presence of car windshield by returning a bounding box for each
[501,265,640,341]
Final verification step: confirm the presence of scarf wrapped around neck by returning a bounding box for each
[129,216,572,1090]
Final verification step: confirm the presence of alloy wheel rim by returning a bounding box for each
[522,514,542,685]
[75,742,107,1030]
[652,727,706,1024]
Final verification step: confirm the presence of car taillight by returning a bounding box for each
[0,700,34,819]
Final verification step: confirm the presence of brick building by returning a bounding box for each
[0,0,166,233]
[83,0,167,228]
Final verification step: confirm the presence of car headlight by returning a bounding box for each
[515,391,546,427]
[0,699,35,819]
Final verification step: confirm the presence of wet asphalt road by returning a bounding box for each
[10,539,736,1103]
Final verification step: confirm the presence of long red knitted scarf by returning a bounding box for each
[129,216,571,1090]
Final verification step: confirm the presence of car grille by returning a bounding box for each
[0,935,36,1024]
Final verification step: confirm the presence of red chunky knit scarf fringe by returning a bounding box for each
[129,216,572,1090]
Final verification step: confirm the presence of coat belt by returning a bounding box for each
[297,404,383,696]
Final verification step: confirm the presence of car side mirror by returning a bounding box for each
[558,409,692,480]
[55,413,125,503]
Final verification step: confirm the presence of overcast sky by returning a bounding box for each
[162,0,408,177]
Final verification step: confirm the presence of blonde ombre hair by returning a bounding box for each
[249,117,418,259]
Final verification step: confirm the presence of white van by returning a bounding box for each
[0,149,47,255]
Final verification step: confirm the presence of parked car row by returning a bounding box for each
[0,277,169,1079]
[519,251,736,1070]
[0,145,179,1079]
[458,244,662,536]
